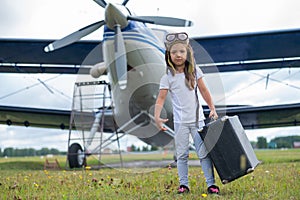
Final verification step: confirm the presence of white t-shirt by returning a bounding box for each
[159,67,205,123]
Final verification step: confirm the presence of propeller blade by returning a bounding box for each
[128,16,193,27]
[122,0,130,6]
[114,24,127,90]
[44,20,105,52]
[93,0,107,8]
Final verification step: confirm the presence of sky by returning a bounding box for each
[1,0,300,151]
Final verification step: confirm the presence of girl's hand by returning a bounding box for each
[209,110,218,120]
[155,117,169,131]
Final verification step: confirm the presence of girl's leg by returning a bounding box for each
[191,122,215,187]
[200,156,215,187]
[174,123,190,188]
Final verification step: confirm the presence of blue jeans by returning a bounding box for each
[174,121,215,188]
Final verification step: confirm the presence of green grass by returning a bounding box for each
[0,149,299,199]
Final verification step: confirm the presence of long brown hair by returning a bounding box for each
[165,43,196,90]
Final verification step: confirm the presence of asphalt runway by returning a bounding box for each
[93,160,201,169]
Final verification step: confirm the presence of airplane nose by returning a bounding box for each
[129,83,160,123]
[105,3,128,30]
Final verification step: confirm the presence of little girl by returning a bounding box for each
[154,32,220,195]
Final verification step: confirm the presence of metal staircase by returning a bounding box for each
[66,80,123,168]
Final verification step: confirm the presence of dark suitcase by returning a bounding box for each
[199,115,260,184]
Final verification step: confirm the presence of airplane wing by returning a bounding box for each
[0,38,103,65]
[0,105,116,132]
[1,103,299,131]
[193,28,300,72]
[0,38,103,74]
[1,28,300,133]
[204,103,300,129]
[1,28,300,74]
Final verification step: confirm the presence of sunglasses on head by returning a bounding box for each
[165,32,189,42]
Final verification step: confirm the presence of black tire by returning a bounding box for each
[68,143,86,168]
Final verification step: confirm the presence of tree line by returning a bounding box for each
[254,135,300,149]
[129,144,160,152]
[1,135,299,157]
[0,147,65,157]
[0,145,158,157]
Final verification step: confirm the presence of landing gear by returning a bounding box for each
[68,143,86,168]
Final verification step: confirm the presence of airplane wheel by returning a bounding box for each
[68,143,86,168]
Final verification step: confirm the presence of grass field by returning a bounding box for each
[0,149,299,199]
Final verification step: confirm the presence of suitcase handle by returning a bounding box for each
[206,116,229,126]
[198,116,229,134]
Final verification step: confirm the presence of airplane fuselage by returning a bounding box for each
[102,22,174,146]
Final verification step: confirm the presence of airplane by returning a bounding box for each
[1,0,300,168]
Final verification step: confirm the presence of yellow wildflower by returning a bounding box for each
[201,193,207,198]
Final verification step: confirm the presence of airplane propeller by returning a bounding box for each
[127,16,193,27]
[114,24,127,90]
[93,0,107,8]
[44,21,105,52]
[44,0,193,89]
